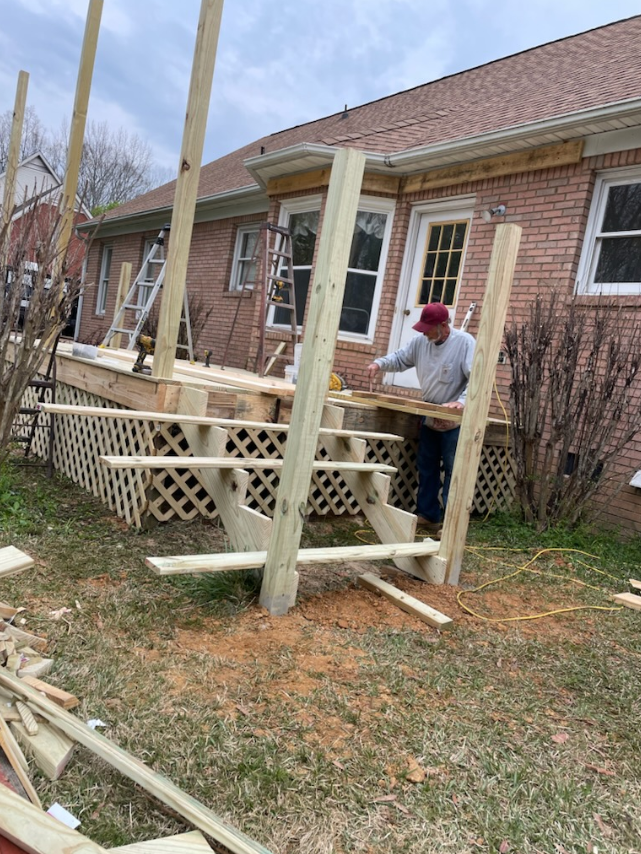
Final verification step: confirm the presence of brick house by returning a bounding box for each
[76,15,641,530]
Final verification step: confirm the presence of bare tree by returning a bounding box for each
[504,291,641,529]
[0,202,89,460]
[0,110,172,214]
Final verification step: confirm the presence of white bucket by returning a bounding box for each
[294,343,303,368]
[72,343,98,360]
[284,365,298,384]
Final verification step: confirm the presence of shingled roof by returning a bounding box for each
[98,14,641,224]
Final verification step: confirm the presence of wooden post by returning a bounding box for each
[259,148,366,615]
[56,0,103,268]
[152,0,224,379]
[109,261,131,349]
[430,223,521,585]
[1,71,28,238]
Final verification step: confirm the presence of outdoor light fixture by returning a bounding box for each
[481,204,507,223]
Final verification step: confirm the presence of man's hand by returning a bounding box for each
[442,401,464,411]
[366,362,381,379]
[433,401,464,430]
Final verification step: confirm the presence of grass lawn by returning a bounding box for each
[0,458,639,854]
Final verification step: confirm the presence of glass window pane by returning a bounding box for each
[348,212,386,271]
[290,211,319,266]
[428,225,441,251]
[431,279,444,302]
[423,252,436,279]
[601,184,641,233]
[241,230,258,258]
[435,253,449,278]
[418,280,431,305]
[441,223,454,248]
[339,271,376,335]
[453,222,467,250]
[447,250,462,278]
[238,259,257,289]
[273,268,311,325]
[444,279,458,305]
[594,236,641,283]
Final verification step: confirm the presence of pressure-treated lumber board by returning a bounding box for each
[613,592,641,611]
[0,623,47,652]
[10,719,75,780]
[630,579,641,591]
[100,455,397,473]
[111,831,212,853]
[266,167,400,197]
[1,70,28,234]
[0,715,42,807]
[0,546,34,579]
[335,391,462,422]
[147,540,441,575]
[56,0,103,265]
[109,261,132,350]
[0,672,273,854]
[0,782,107,853]
[176,386,272,552]
[401,140,584,194]
[40,403,403,441]
[433,224,522,586]
[19,675,80,710]
[152,0,223,378]
[358,572,453,630]
[261,148,367,614]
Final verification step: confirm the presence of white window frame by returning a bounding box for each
[576,165,641,295]
[273,194,395,344]
[229,224,261,291]
[96,244,112,315]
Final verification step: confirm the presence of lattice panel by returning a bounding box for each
[15,378,515,525]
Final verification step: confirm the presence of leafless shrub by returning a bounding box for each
[504,290,641,529]
[0,201,90,460]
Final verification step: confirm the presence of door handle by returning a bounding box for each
[403,309,411,316]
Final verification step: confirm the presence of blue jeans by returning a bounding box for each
[416,423,460,523]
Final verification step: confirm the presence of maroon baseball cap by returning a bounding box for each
[412,302,450,333]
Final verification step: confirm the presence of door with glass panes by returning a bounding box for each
[389,207,472,390]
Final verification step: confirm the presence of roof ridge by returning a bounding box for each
[263,14,641,142]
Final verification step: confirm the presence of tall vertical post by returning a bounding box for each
[430,223,522,585]
[152,0,224,379]
[56,0,103,270]
[1,71,28,240]
[108,262,132,349]
[260,148,366,615]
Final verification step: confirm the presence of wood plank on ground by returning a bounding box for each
[357,572,453,631]
[0,547,34,579]
[99,456,396,473]
[0,781,107,853]
[147,540,441,575]
[10,720,75,780]
[613,592,641,611]
[0,715,42,807]
[629,579,641,591]
[111,830,212,853]
[0,672,273,854]
[19,676,79,710]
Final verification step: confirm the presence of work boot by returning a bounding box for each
[416,517,442,535]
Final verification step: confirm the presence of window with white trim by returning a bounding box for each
[230,225,260,291]
[576,167,641,295]
[272,196,395,342]
[96,245,112,315]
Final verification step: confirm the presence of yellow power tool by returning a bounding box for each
[132,335,155,374]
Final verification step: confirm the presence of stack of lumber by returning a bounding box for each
[613,578,641,611]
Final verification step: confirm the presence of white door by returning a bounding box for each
[386,206,473,390]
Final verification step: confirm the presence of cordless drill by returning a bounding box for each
[132,335,155,374]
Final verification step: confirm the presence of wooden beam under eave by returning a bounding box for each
[266,168,400,197]
[401,140,584,194]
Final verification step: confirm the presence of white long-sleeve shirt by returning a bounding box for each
[375,328,475,407]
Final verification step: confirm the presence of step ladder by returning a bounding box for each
[101,224,194,361]
[13,335,59,478]
[221,222,298,376]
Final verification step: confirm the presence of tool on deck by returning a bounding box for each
[132,335,155,374]
[101,224,194,362]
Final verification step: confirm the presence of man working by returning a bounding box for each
[367,302,475,535]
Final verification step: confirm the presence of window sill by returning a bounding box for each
[574,293,641,308]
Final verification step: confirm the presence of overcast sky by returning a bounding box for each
[1,0,639,176]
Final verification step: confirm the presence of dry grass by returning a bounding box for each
[0,459,640,853]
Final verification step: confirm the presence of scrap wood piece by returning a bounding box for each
[0,716,42,807]
[147,540,441,575]
[0,781,106,853]
[111,830,212,852]
[99,455,397,473]
[613,592,641,612]
[10,720,75,781]
[0,602,24,621]
[0,623,47,652]
[0,547,34,580]
[0,672,274,854]
[17,658,54,680]
[357,572,453,631]
[19,676,79,710]
[14,703,37,736]
[629,579,641,591]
